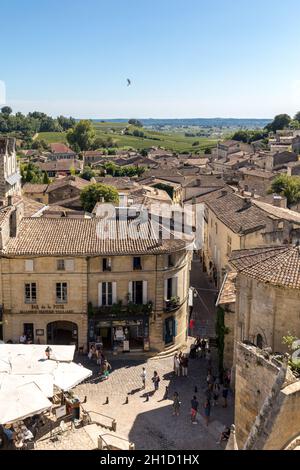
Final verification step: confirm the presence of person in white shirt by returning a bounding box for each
[19,334,27,344]
[141,367,146,389]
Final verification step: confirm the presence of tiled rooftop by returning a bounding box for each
[2,218,186,256]
[230,245,300,289]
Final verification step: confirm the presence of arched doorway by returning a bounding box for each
[256,334,263,349]
[47,321,78,347]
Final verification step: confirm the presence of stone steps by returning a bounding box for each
[84,424,133,450]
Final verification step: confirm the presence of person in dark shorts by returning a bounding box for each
[191,396,199,424]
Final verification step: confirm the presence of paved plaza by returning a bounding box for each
[35,347,234,450]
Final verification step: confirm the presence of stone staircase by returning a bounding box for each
[84,424,134,450]
[150,342,187,360]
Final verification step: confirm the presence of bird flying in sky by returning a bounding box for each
[127,78,131,87]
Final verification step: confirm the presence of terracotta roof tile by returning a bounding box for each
[230,245,300,289]
[2,218,186,256]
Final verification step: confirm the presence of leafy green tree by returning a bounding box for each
[57,115,76,131]
[80,166,96,181]
[80,183,119,212]
[132,129,144,138]
[289,119,300,130]
[43,172,50,184]
[128,119,143,127]
[192,141,200,146]
[67,120,95,151]
[204,147,212,154]
[1,106,12,115]
[265,114,291,133]
[269,174,300,206]
[294,111,300,122]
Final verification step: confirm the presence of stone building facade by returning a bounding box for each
[0,211,191,353]
[230,245,300,357]
[203,190,300,288]
[0,137,21,202]
[234,342,300,450]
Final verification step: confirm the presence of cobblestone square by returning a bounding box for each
[36,346,234,450]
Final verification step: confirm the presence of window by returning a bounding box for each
[132,281,143,304]
[101,282,113,306]
[165,276,178,301]
[57,259,65,271]
[227,235,232,256]
[25,283,37,303]
[56,282,67,303]
[103,258,112,272]
[168,255,174,267]
[133,257,142,270]
[25,260,34,272]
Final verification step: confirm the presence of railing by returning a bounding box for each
[91,301,153,317]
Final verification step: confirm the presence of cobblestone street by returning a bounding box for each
[35,347,234,450]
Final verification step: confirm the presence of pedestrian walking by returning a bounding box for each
[204,399,211,426]
[200,338,206,358]
[141,367,146,389]
[101,360,112,380]
[174,353,181,376]
[213,381,220,406]
[206,371,213,389]
[152,371,160,391]
[181,354,189,377]
[178,351,183,375]
[222,383,229,408]
[191,396,199,424]
[172,392,181,416]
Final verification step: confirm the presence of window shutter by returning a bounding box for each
[163,320,166,342]
[164,279,168,300]
[128,281,133,302]
[65,259,74,271]
[174,319,178,337]
[112,282,117,304]
[172,275,178,298]
[25,260,34,272]
[98,282,102,306]
[142,280,148,304]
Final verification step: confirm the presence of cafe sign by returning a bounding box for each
[20,304,74,314]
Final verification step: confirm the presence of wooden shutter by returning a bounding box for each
[112,282,117,304]
[128,281,133,302]
[25,260,34,272]
[164,279,168,300]
[98,282,102,306]
[65,259,74,271]
[142,280,148,304]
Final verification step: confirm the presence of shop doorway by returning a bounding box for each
[47,321,78,347]
[164,317,175,345]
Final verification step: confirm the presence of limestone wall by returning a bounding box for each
[234,342,281,447]
[235,275,300,353]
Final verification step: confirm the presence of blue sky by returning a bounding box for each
[1,0,300,118]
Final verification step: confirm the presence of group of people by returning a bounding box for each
[19,333,33,344]
[88,344,111,380]
[170,340,231,433]
[173,352,189,377]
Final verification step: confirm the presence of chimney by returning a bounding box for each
[7,195,12,206]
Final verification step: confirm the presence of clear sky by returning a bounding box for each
[1,0,300,119]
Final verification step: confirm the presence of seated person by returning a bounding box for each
[217,426,231,444]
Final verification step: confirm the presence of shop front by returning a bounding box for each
[88,315,150,352]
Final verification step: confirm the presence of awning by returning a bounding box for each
[0,382,52,425]
[53,362,92,391]
[0,373,54,398]
[0,344,76,364]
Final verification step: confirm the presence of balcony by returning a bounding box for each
[88,301,153,318]
[164,296,181,313]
